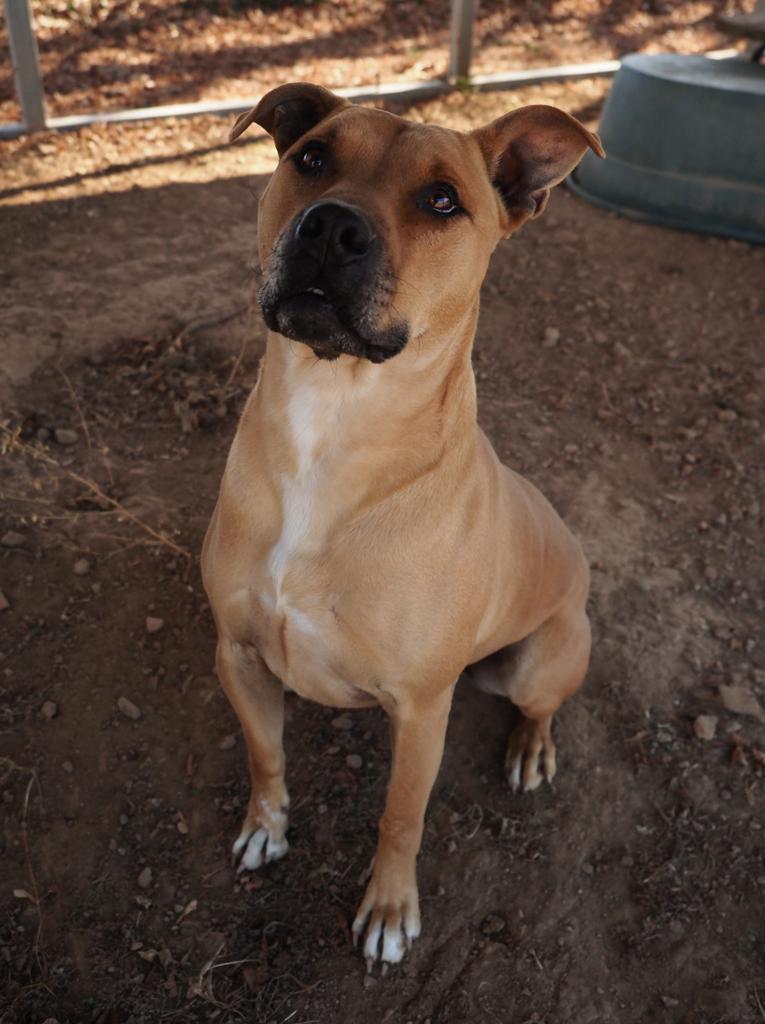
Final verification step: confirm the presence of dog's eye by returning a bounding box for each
[300,146,325,172]
[423,185,460,216]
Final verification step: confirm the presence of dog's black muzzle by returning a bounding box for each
[259,200,409,364]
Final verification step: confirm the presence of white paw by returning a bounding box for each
[506,721,556,794]
[232,826,289,873]
[352,893,420,969]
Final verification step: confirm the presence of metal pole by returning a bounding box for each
[449,0,476,82]
[5,0,47,132]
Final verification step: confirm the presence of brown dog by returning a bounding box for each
[202,83,603,967]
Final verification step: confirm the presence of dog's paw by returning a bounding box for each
[232,818,289,873]
[352,868,420,971]
[505,717,556,793]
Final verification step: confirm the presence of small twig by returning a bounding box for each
[2,426,190,560]
[57,367,92,452]
[21,771,45,971]
[600,381,616,413]
[1,758,46,977]
[173,304,248,349]
[225,320,254,388]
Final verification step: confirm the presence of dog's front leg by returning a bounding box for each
[353,685,454,967]
[216,639,290,872]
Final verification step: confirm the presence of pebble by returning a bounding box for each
[542,326,560,348]
[117,696,142,721]
[481,913,506,936]
[719,684,763,720]
[1,531,25,548]
[41,700,58,720]
[346,754,363,769]
[331,715,353,730]
[62,761,73,774]
[137,867,152,889]
[0,589,9,612]
[36,428,50,443]
[54,428,78,445]
[218,734,236,751]
[73,558,91,576]
[145,616,164,634]
[693,714,717,740]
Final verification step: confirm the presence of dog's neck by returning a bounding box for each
[249,305,481,494]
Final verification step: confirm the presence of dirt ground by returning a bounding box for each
[2,78,765,1024]
[0,0,736,124]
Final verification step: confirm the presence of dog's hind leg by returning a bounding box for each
[504,599,591,792]
[216,640,290,871]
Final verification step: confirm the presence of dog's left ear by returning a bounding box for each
[228,82,349,154]
[472,105,604,232]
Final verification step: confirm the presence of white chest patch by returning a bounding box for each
[267,383,323,596]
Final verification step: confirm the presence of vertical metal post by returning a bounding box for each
[5,0,47,132]
[449,0,476,82]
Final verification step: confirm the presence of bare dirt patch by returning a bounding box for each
[2,83,765,1024]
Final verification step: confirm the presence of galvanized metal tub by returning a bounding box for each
[569,53,765,245]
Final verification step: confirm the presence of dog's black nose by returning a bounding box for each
[294,202,375,267]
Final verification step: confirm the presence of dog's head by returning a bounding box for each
[231,84,603,364]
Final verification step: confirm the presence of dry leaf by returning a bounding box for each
[719,685,764,721]
[13,888,37,903]
[176,898,198,925]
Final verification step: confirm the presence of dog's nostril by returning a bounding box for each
[339,223,370,256]
[299,211,324,240]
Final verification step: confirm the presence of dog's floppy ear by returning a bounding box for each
[472,105,604,230]
[229,82,349,154]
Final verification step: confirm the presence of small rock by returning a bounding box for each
[331,715,353,730]
[542,326,560,348]
[62,761,73,774]
[1,531,25,548]
[0,589,9,612]
[613,341,631,360]
[481,913,506,936]
[346,754,363,769]
[137,867,152,889]
[218,734,236,751]
[41,700,58,720]
[73,558,91,576]
[54,428,78,445]
[118,696,142,721]
[693,714,717,740]
[36,427,50,443]
[145,616,164,634]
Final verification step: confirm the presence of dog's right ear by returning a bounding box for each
[228,83,349,154]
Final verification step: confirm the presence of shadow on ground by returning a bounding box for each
[1,160,764,1024]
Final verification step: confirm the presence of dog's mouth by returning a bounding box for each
[261,283,409,364]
